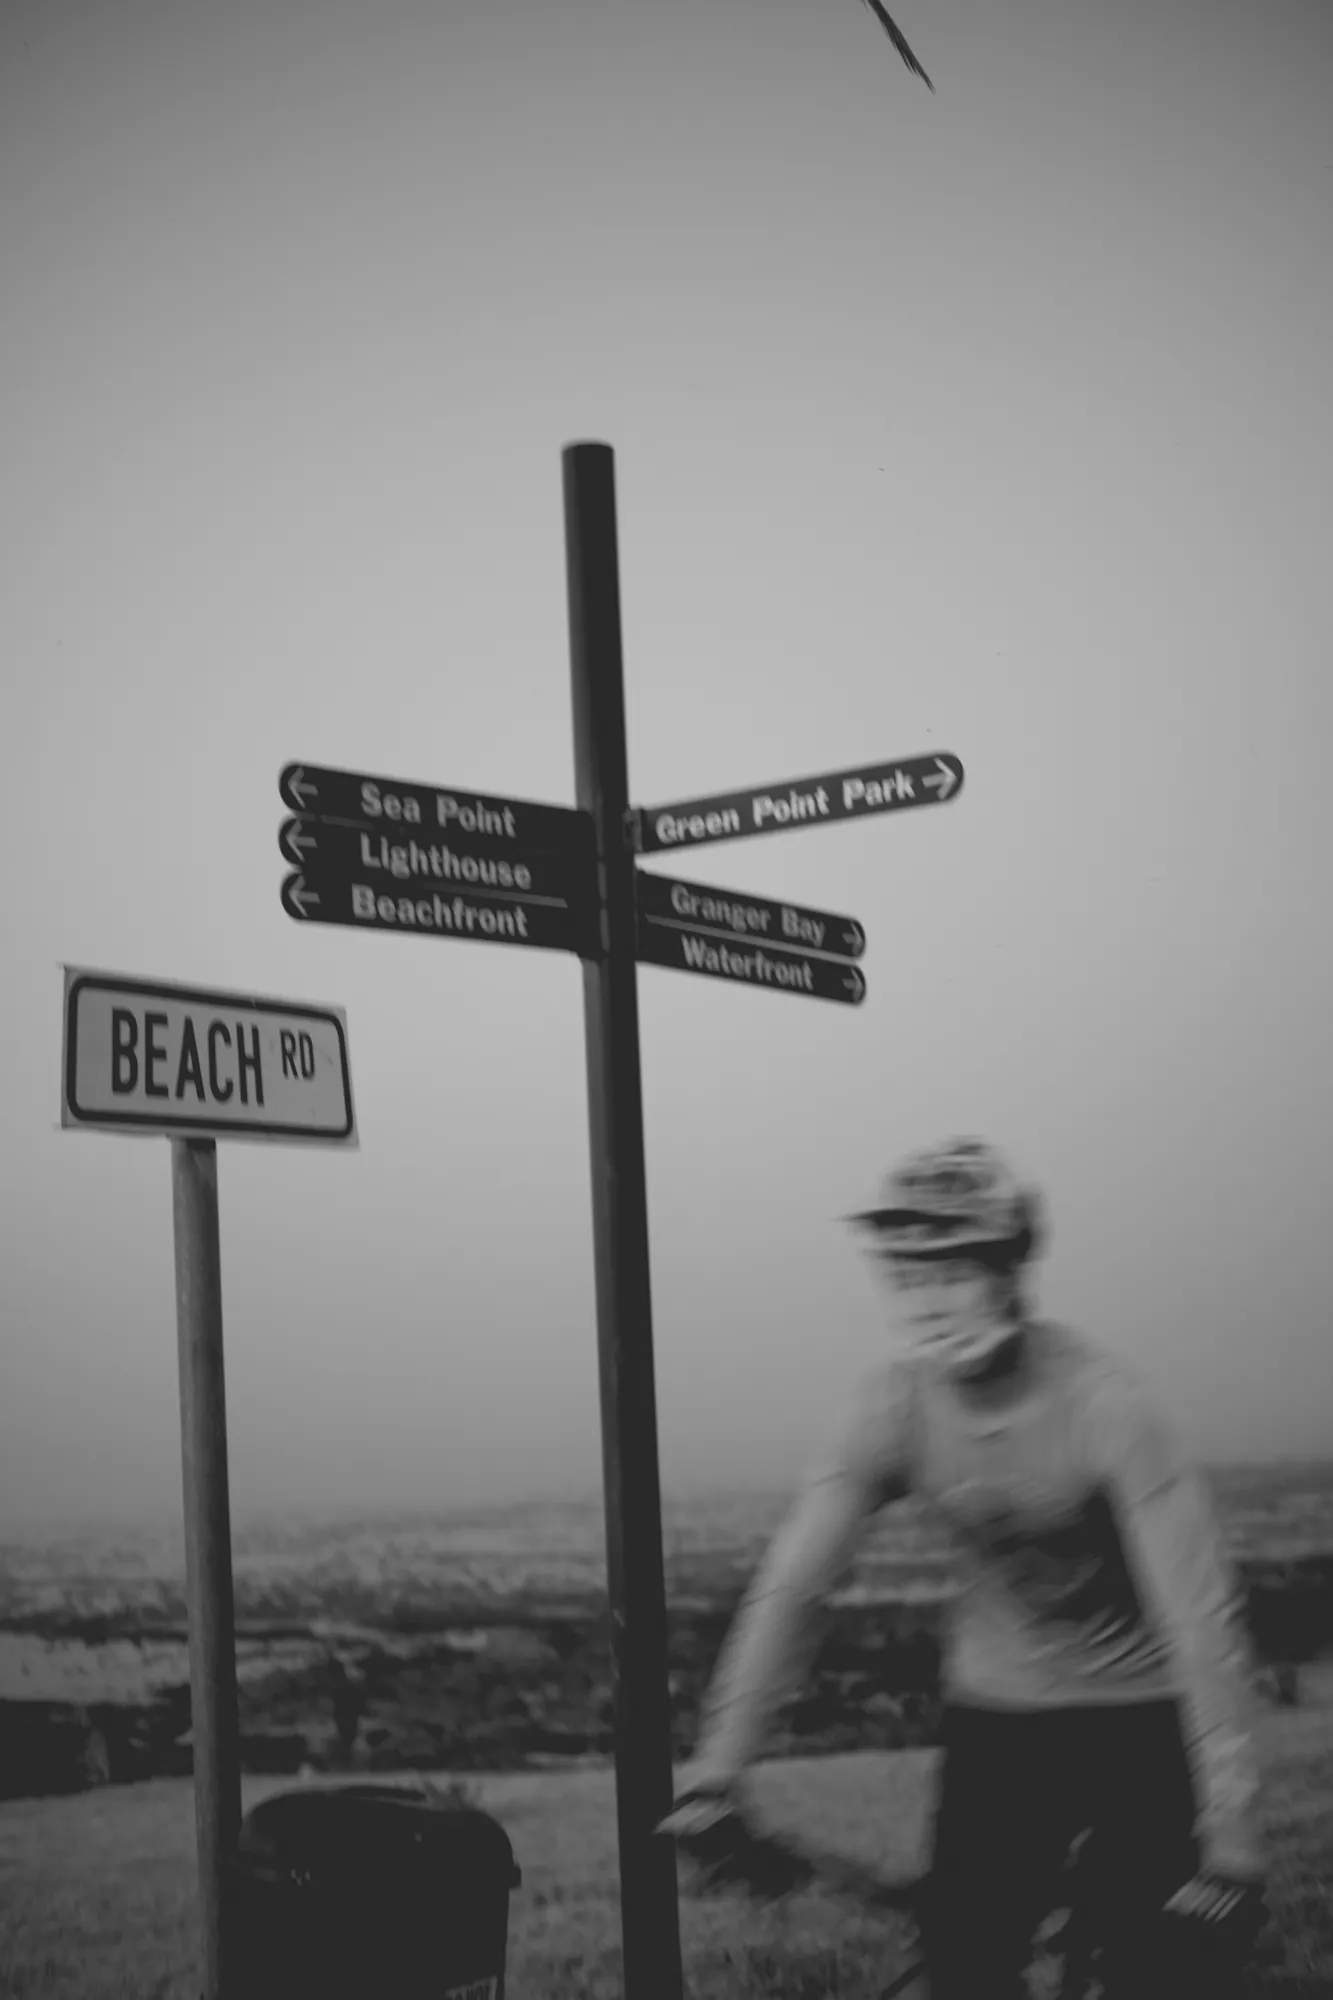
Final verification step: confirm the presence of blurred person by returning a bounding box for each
[660,1138,1266,1999]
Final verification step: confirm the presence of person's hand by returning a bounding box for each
[656,1784,812,1898]
[1162,1868,1267,1962]
[657,1786,741,1844]
[657,1783,752,1879]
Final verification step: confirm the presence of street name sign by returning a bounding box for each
[279,761,595,858]
[635,750,963,854]
[636,917,867,1005]
[280,869,595,955]
[636,868,865,961]
[61,968,356,1144]
[61,960,358,2000]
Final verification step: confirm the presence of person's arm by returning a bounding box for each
[1091,1370,1263,1880]
[678,1361,913,1796]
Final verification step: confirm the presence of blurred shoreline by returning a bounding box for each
[3,1464,1330,1801]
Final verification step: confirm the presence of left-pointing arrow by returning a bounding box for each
[279,763,319,812]
[281,873,321,918]
[278,816,318,864]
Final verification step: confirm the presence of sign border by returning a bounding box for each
[61,967,358,1145]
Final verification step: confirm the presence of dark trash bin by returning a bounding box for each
[234,1780,521,2000]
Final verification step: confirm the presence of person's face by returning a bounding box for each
[875,1252,1018,1371]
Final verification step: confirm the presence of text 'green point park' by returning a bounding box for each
[638,752,963,853]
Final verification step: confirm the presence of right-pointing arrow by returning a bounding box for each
[281,872,321,918]
[922,756,957,800]
[843,968,866,1002]
[841,920,866,957]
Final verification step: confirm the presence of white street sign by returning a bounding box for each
[61,968,357,1145]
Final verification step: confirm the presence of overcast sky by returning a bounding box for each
[4,0,1331,1532]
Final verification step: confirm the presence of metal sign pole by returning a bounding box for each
[171,1136,242,2000]
[562,440,684,2000]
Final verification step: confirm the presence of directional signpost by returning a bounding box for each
[636,869,866,960]
[279,866,593,954]
[278,761,594,854]
[60,969,356,2000]
[277,765,597,957]
[278,815,579,902]
[635,749,962,855]
[636,869,868,1004]
[264,442,962,2000]
[636,919,867,1004]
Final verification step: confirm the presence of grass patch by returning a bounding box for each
[2,1674,1331,1997]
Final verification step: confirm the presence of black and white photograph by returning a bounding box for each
[3,2,1330,1996]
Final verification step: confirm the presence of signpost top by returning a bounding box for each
[635,750,962,854]
[279,761,595,858]
[62,968,357,1146]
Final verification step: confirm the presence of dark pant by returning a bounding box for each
[918,1700,1200,2000]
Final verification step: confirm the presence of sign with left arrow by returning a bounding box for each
[278,815,581,903]
[279,761,595,859]
[278,762,599,957]
[280,870,595,956]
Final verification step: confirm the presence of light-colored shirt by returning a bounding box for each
[686,1320,1261,1873]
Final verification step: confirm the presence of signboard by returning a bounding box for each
[61,968,356,1144]
[636,917,866,1005]
[636,868,865,961]
[279,870,594,955]
[279,761,595,858]
[278,815,580,904]
[635,751,963,854]
[278,764,599,957]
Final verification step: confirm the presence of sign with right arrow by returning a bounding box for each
[637,866,863,958]
[637,917,867,1005]
[636,869,868,1005]
[634,750,963,855]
